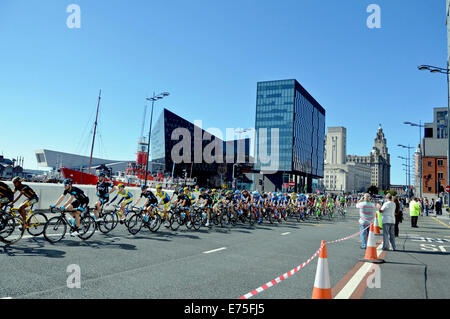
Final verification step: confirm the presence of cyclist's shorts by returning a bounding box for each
[99,197,109,205]
[72,199,89,210]
[24,197,39,207]
[122,197,133,206]
[159,201,170,210]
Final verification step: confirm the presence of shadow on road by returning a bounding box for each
[0,243,66,258]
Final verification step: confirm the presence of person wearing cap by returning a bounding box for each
[195,188,213,227]
[175,188,192,227]
[93,172,116,221]
[379,194,396,251]
[110,184,134,223]
[134,184,159,224]
[0,181,14,210]
[50,178,89,236]
[356,193,376,249]
[11,177,39,223]
[155,185,171,227]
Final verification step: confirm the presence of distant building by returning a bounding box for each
[422,107,448,197]
[34,149,130,175]
[150,108,251,188]
[346,125,391,191]
[320,127,371,193]
[253,79,326,193]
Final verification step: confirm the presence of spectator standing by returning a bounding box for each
[424,198,429,216]
[393,196,402,237]
[409,197,420,228]
[436,197,443,215]
[430,199,435,215]
[379,194,396,250]
[356,193,376,249]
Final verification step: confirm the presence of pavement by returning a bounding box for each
[0,207,448,299]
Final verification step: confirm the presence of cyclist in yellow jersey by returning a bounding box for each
[110,184,133,221]
[155,185,171,227]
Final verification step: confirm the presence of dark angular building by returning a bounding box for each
[150,108,250,187]
[254,79,326,193]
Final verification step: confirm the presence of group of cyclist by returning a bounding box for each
[0,173,353,239]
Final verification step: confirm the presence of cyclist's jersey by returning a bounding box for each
[252,194,262,205]
[0,181,14,202]
[177,194,191,207]
[198,194,213,206]
[64,186,89,204]
[185,191,195,202]
[141,190,158,205]
[340,196,346,203]
[242,193,251,203]
[96,180,114,198]
[155,190,170,203]
[117,189,133,200]
[14,183,38,200]
[233,194,242,203]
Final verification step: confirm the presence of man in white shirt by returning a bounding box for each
[379,194,396,251]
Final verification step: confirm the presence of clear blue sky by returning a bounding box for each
[0,0,447,185]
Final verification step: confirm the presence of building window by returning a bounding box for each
[428,161,432,167]
[438,159,444,166]
[438,172,444,180]
[428,187,432,192]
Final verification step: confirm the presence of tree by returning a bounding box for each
[368,185,379,195]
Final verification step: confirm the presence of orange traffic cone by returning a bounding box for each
[374,212,381,235]
[312,241,332,299]
[362,223,384,264]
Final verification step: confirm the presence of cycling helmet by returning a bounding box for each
[235,190,240,195]
[178,188,184,194]
[199,188,205,193]
[63,178,73,185]
[12,177,23,183]
[118,183,125,188]
[156,185,162,190]
[141,185,147,191]
[98,172,105,177]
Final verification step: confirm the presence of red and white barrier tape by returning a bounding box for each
[238,225,370,299]
[238,242,325,299]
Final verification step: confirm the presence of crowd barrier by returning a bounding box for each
[238,222,379,300]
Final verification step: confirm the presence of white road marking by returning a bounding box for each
[0,297,12,299]
[334,245,383,299]
[281,232,291,236]
[203,247,227,254]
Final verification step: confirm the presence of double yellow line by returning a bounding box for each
[431,216,450,229]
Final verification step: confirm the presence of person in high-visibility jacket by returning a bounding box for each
[409,197,420,228]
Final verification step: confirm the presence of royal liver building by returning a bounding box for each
[346,125,391,191]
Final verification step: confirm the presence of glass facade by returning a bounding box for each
[255,79,325,179]
[150,108,250,185]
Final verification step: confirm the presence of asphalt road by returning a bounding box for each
[1,207,449,299]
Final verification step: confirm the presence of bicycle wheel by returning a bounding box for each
[0,214,25,245]
[249,209,256,226]
[97,212,114,234]
[78,216,96,240]
[127,213,144,235]
[170,212,181,231]
[147,213,162,232]
[26,212,48,236]
[43,216,67,243]
[192,211,202,230]
[110,211,119,230]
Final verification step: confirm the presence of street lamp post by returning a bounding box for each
[403,121,425,198]
[144,92,169,187]
[418,64,450,205]
[398,144,415,198]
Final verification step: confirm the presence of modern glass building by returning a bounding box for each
[254,79,326,192]
[150,108,250,187]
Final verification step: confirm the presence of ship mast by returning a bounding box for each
[88,89,102,175]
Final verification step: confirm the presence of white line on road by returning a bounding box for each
[281,232,291,236]
[0,297,12,299]
[334,245,383,299]
[203,247,227,254]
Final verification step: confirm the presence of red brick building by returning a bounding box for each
[422,157,447,194]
